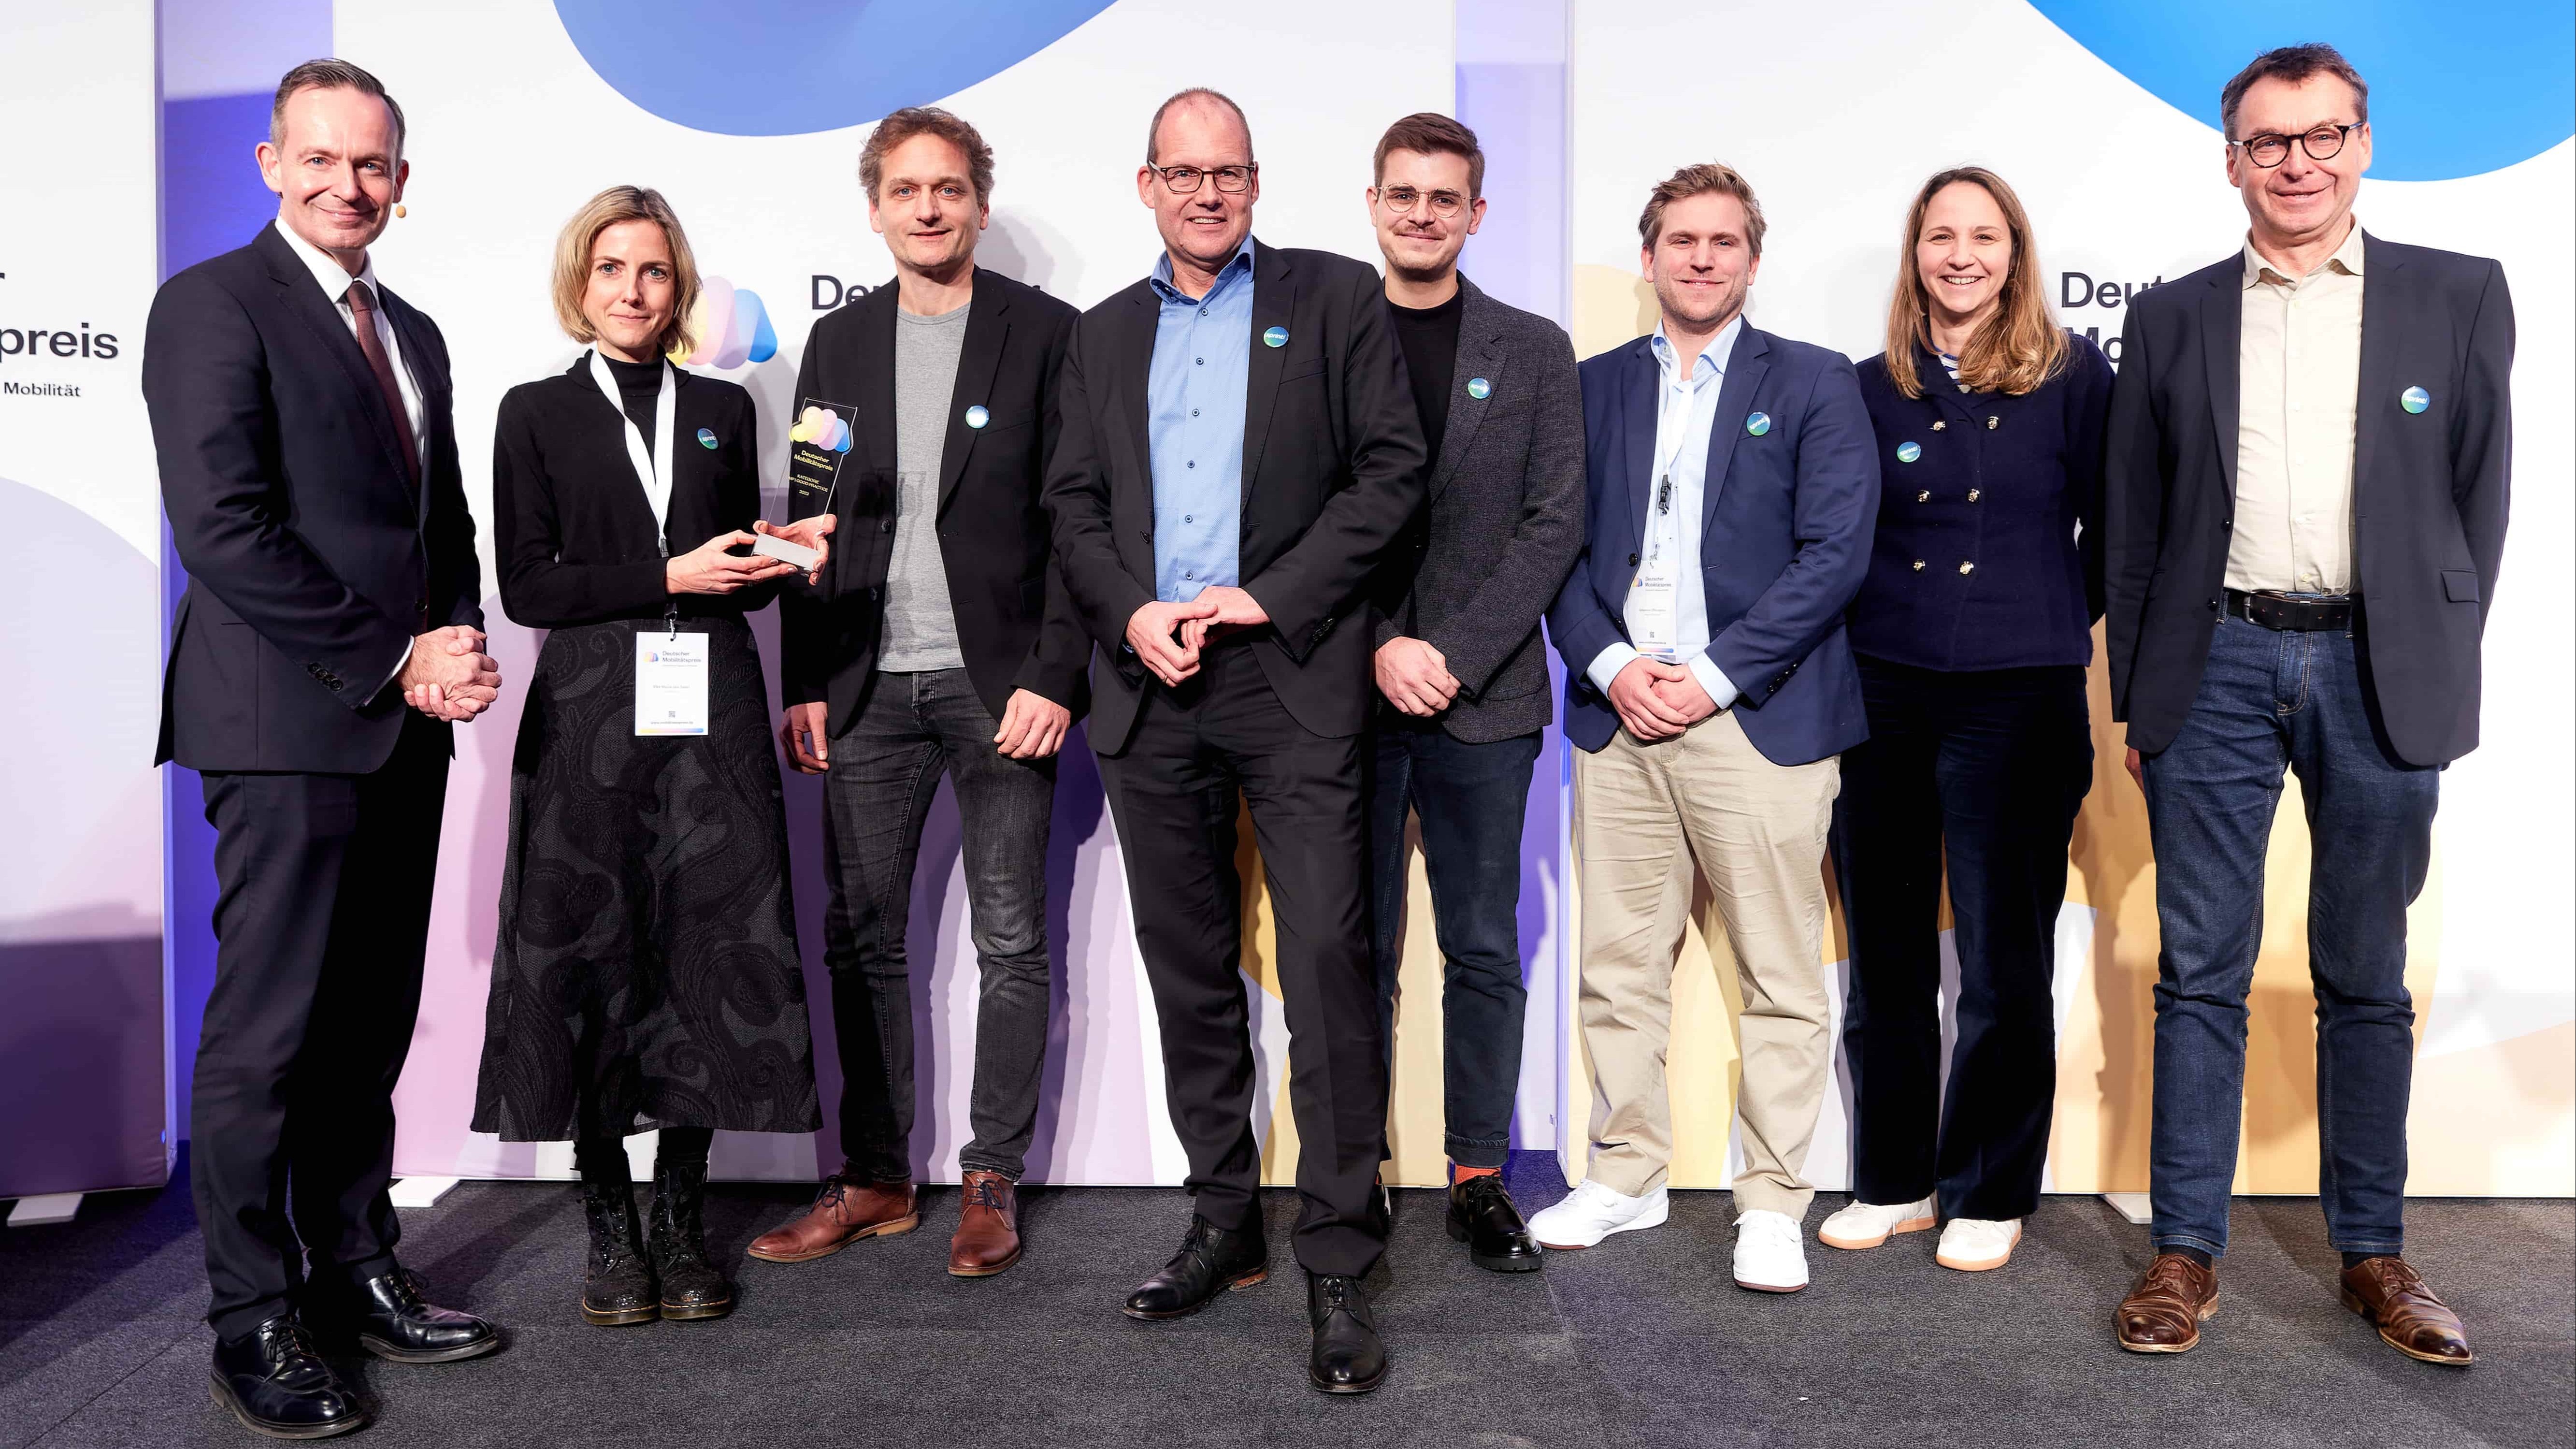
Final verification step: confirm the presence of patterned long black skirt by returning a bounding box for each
[472,615,819,1141]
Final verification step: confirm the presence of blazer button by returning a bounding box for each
[1912,560,1926,572]
[1967,489,1981,502]
[1628,552,1641,567]
[881,519,895,533]
[2209,597,2222,610]
[1958,560,1975,575]
[2222,517,2233,530]
[1915,490,1930,503]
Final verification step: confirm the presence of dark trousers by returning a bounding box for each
[191,712,449,1341]
[1830,657,2090,1221]
[2142,615,2435,1258]
[820,668,1055,1182]
[1365,722,1540,1169]
[1097,644,1388,1277]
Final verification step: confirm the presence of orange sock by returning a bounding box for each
[1449,1163,1501,1185]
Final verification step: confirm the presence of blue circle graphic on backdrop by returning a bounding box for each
[1264,326,1289,348]
[966,406,991,429]
[1896,441,1921,463]
[2401,386,2430,414]
[2026,0,2571,180]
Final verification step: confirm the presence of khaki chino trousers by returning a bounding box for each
[1573,710,1839,1218]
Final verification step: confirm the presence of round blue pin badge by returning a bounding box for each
[965,405,990,429]
[1467,377,1491,400]
[2400,386,2430,414]
[1745,411,1772,437]
[696,427,718,449]
[1896,441,1921,464]
[1263,325,1289,348]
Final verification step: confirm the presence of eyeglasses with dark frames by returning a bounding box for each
[2231,123,2360,169]
[1376,185,1469,219]
[1147,162,1257,194]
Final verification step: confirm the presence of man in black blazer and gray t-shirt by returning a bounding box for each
[145,61,502,1440]
[2103,45,2510,1366]
[1043,89,1425,1395]
[760,108,1086,1281]
[1357,114,1583,1275]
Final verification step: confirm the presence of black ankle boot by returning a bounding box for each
[648,1158,734,1320]
[580,1181,659,1327]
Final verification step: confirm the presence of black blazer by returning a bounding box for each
[2105,233,2514,766]
[779,268,1088,734]
[146,224,482,773]
[1045,240,1428,753]
[491,358,772,628]
[1363,275,1585,744]
[1849,338,2111,672]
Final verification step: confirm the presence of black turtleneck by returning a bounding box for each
[602,352,664,458]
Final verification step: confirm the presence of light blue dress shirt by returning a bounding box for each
[1146,237,1255,602]
[1585,316,1743,709]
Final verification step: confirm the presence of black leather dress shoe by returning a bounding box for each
[326,1268,501,1363]
[1122,1216,1269,1320]
[1447,1174,1543,1273]
[209,1316,365,1440]
[1306,1273,1387,1394]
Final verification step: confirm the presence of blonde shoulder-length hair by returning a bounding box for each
[549,186,703,359]
[1884,167,2066,399]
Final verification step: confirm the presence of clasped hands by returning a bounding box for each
[1607,656,1719,742]
[1124,585,1268,687]
[399,625,501,722]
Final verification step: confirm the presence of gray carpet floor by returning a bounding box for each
[3,1154,2567,1448]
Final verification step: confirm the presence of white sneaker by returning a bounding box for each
[1526,1179,1668,1249]
[1733,1209,1809,1292]
[1818,1194,1937,1250]
[1935,1217,2022,1272]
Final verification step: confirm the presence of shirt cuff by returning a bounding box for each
[379,637,416,698]
[1585,641,1641,696]
[1686,653,1739,710]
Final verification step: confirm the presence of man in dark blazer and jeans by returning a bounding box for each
[146,60,502,1440]
[758,107,1086,1280]
[2105,45,2510,1366]
[1044,89,1425,1394]
[1358,114,1583,1273]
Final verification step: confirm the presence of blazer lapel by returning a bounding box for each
[376,287,438,521]
[2350,231,2403,527]
[1239,241,1295,510]
[1117,285,1158,492]
[1700,324,1771,532]
[1425,276,1500,501]
[2200,266,2243,496]
[936,270,1012,519]
[1620,338,1656,550]
[854,284,901,486]
[258,227,414,494]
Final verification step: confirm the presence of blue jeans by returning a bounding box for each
[1365,722,1541,1169]
[2141,615,2436,1258]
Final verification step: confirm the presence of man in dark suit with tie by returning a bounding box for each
[145,59,501,1440]
[1357,113,1583,1273]
[1043,88,1426,1394]
[755,106,1087,1279]
[2104,44,2511,1365]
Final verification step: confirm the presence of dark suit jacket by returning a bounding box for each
[146,223,483,773]
[1364,275,1585,744]
[1045,240,1428,754]
[1548,324,1879,766]
[779,268,1089,735]
[2104,233,2514,766]
[492,359,776,627]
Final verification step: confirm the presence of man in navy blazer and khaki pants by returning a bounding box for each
[2106,45,2510,1365]
[1532,163,1877,1295]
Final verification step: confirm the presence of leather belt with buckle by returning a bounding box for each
[2227,589,2356,631]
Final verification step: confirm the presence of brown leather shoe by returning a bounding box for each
[746,1175,918,1264]
[2341,1256,2474,1365]
[948,1171,1022,1278]
[2115,1253,2219,1353]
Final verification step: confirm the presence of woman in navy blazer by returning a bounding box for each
[1820,168,2110,1274]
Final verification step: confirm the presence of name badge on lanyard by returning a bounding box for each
[1628,474,1682,659]
[588,351,705,736]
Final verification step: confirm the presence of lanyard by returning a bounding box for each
[586,349,676,543]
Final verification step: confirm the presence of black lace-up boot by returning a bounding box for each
[648,1153,734,1320]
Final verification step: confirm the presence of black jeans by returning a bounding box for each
[1096,643,1388,1278]
[1365,721,1540,1169]
[1829,657,2090,1221]
[820,668,1055,1182]
[192,712,448,1340]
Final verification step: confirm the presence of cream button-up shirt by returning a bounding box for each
[2228,217,2365,594]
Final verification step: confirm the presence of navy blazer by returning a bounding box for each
[1848,339,2111,671]
[1547,323,1879,765]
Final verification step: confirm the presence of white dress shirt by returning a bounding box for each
[1586,316,1743,709]
[2229,217,2365,594]
[273,217,431,688]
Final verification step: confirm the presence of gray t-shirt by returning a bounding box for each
[878,301,970,671]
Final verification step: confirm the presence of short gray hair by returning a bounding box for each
[270,58,407,160]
